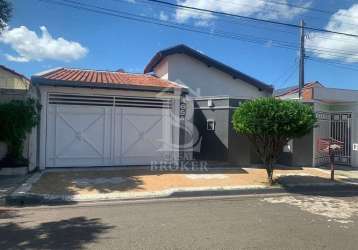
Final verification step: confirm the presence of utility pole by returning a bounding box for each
[299,20,305,99]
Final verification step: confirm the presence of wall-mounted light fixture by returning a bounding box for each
[207,119,215,131]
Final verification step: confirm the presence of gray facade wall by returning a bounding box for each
[227,115,254,165]
[292,131,314,166]
[193,98,258,165]
[193,99,229,161]
[278,131,314,166]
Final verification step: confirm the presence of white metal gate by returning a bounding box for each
[315,112,352,166]
[45,93,173,167]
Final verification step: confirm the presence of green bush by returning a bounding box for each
[0,98,41,164]
[232,97,316,184]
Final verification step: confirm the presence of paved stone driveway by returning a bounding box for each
[27,167,331,198]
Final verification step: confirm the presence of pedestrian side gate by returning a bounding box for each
[315,112,352,166]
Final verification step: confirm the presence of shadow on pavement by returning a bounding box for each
[0,216,114,249]
[277,175,358,197]
[31,173,145,196]
[69,175,145,194]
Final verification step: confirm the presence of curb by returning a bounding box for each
[6,185,273,206]
[5,182,358,206]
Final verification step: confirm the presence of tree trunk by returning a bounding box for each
[266,164,274,185]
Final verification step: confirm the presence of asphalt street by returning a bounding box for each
[1,193,358,250]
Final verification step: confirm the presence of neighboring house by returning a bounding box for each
[31,68,184,169]
[274,81,324,100]
[144,44,273,165]
[0,66,31,167]
[276,82,358,168]
[0,65,29,90]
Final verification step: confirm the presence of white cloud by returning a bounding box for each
[159,11,169,21]
[174,0,311,25]
[307,4,358,63]
[0,26,88,63]
[5,54,30,62]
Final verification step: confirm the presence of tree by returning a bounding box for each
[232,97,316,185]
[0,0,12,31]
[0,99,41,164]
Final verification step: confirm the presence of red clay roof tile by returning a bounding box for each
[38,68,181,89]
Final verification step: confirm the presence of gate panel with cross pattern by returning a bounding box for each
[45,93,173,167]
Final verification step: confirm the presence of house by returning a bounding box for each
[31,68,185,169]
[28,44,273,169]
[276,82,358,168]
[274,81,324,100]
[0,65,29,90]
[144,44,273,165]
[0,66,31,168]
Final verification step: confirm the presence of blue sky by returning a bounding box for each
[1,0,358,90]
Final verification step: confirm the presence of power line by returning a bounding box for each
[307,57,358,72]
[130,0,300,36]
[42,0,358,60]
[179,0,358,25]
[42,0,301,50]
[117,0,358,58]
[133,0,358,56]
[220,0,358,19]
[281,63,298,87]
[138,0,298,35]
[131,0,358,38]
[306,46,358,58]
[133,0,358,57]
[37,0,358,83]
[144,0,358,38]
[274,56,298,87]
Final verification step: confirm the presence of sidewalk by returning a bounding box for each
[0,175,28,205]
[7,166,355,205]
[317,166,358,185]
